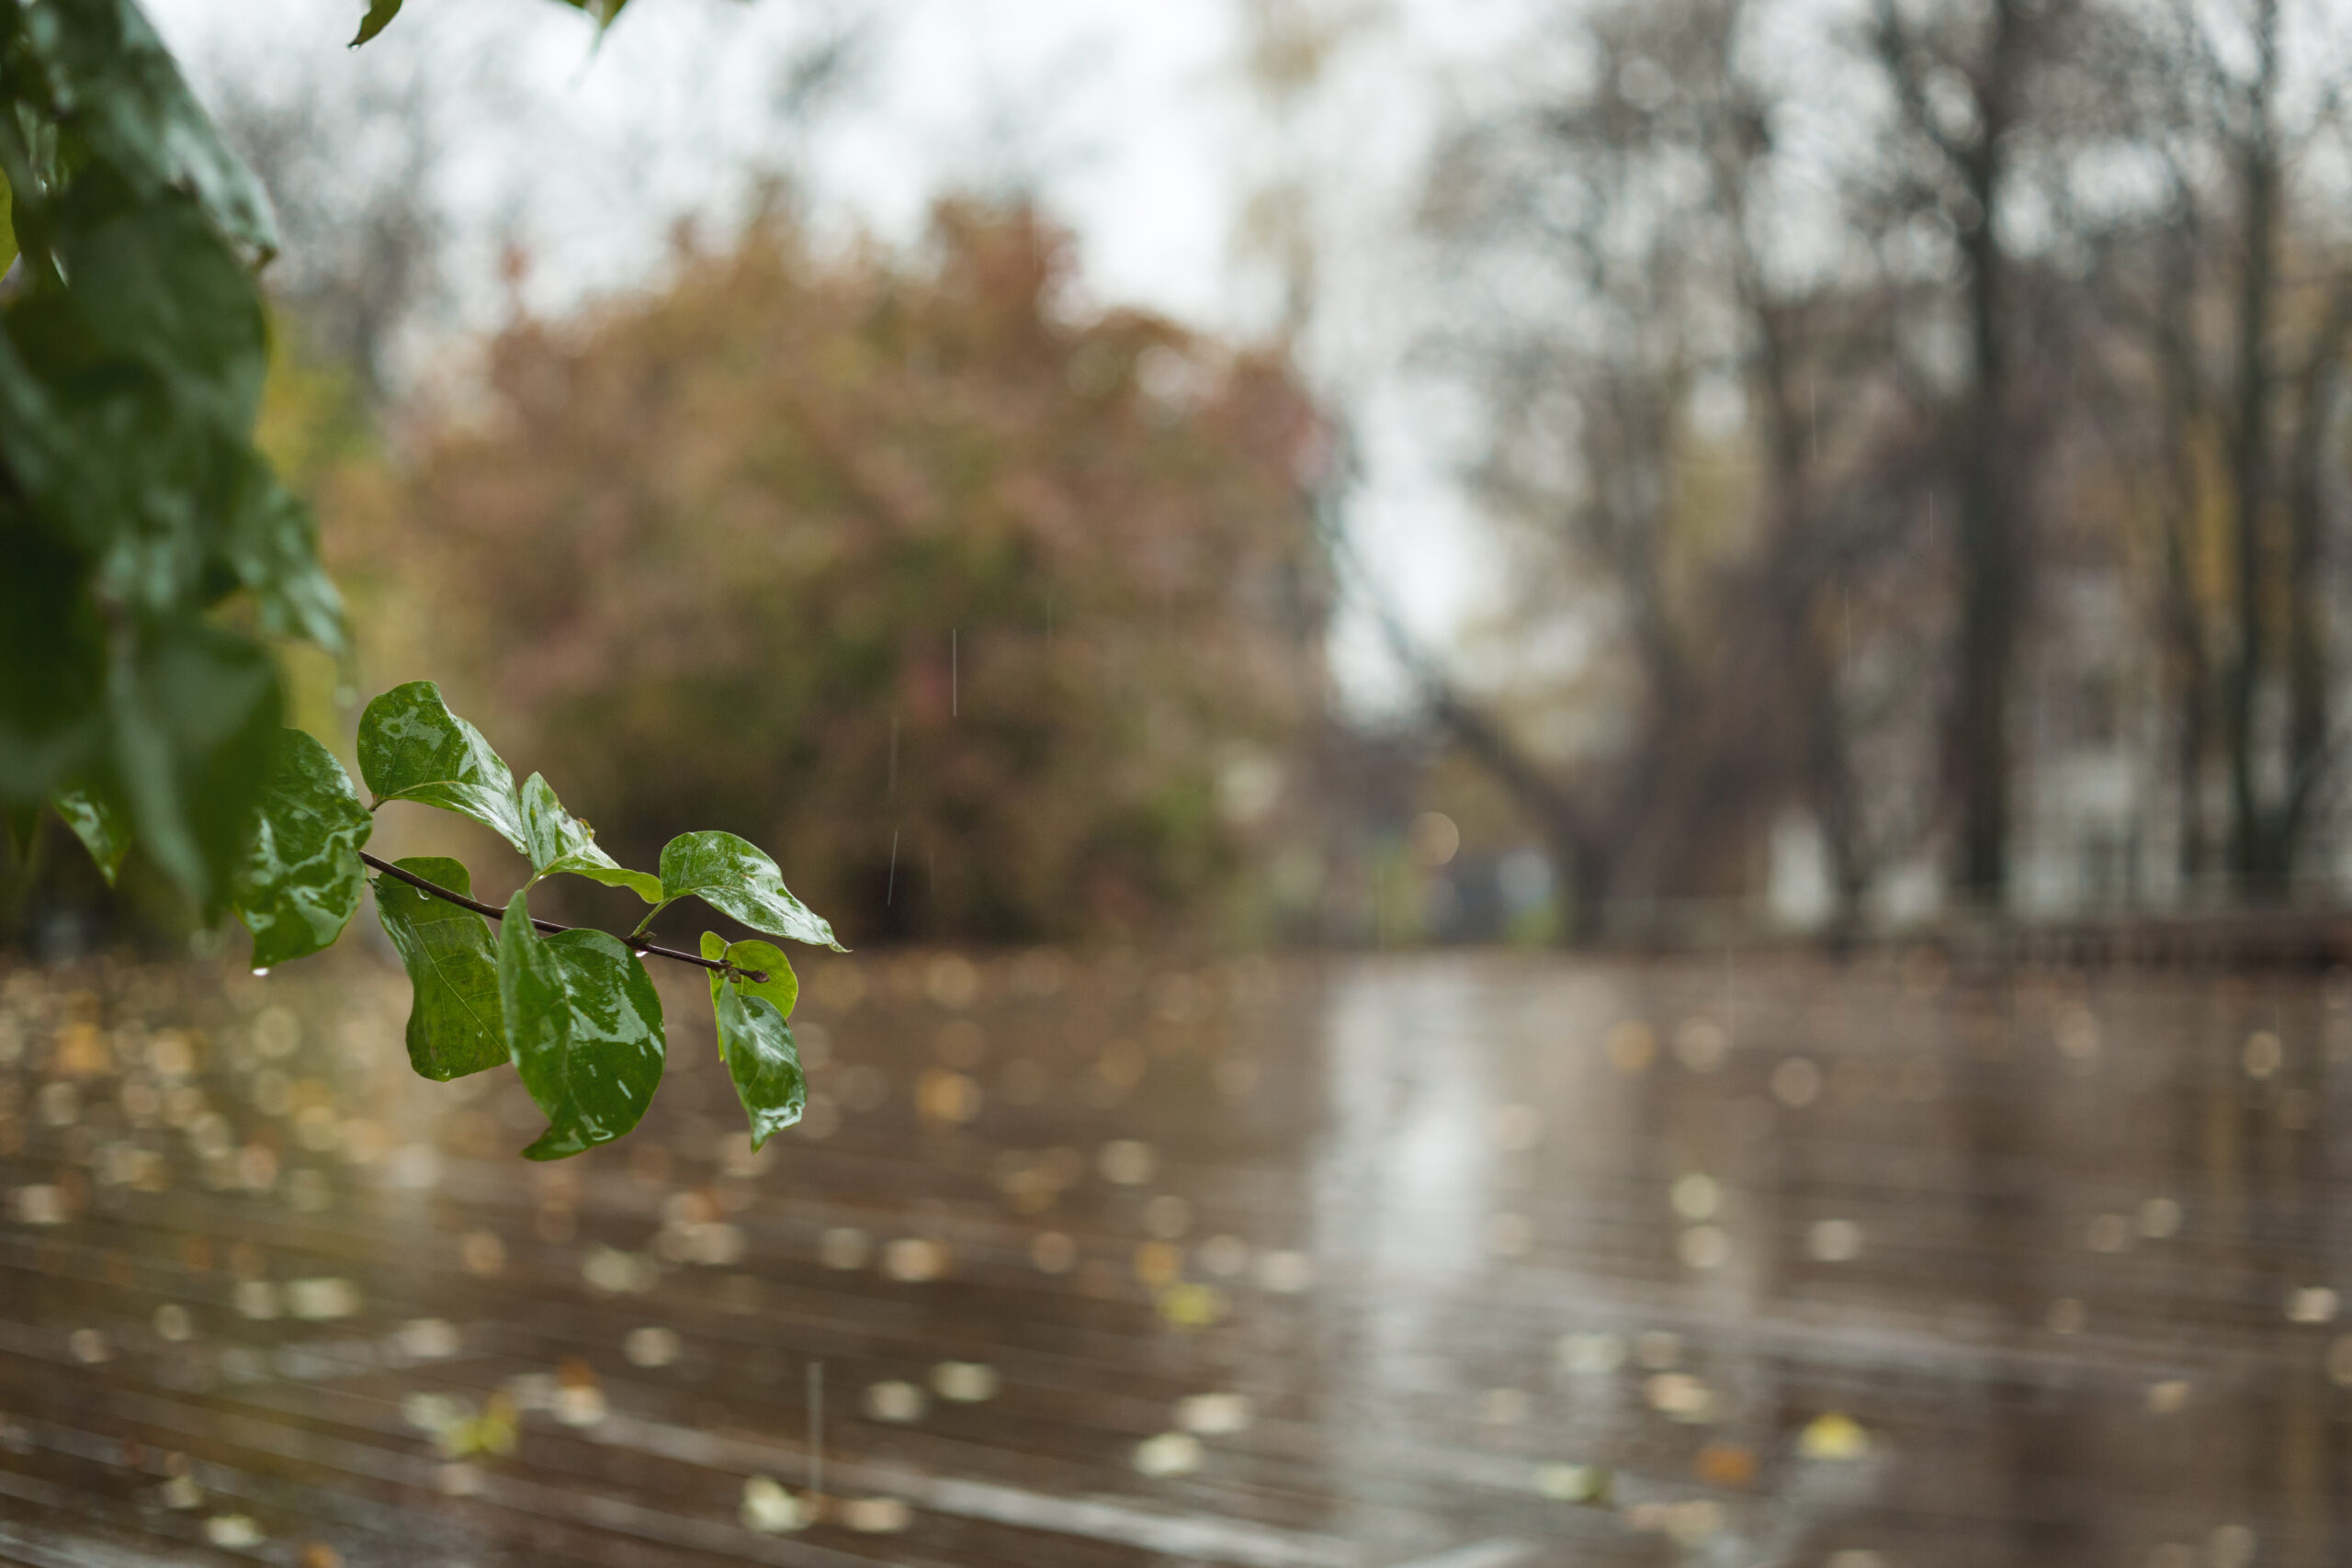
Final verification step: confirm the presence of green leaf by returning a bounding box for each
[374,856,506,1081]
[497,891,665,1159]
[699,931,798,1020]
[105,616,283,907]
[0,321,208,570]
[701,931,804,1147]
[556,0,633,31]
[51,784,130,886]
[351,0,403,46]
[0,500,105,805]
[356,682,527,852]
[53,177,268,438]
[231,729,371,968]
[11,0,281,262]
[5,806,39,863]
[216,454,348,653]
[654,830,843,950]
[710,981,805,1151]
[0,168,17,278]
[520,773,661,902]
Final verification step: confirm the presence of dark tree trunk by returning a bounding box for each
[1950,0,2023,909]
[2224,0,2281,897]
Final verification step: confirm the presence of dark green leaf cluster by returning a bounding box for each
[0,0,345,906]
[229,682,837,1157]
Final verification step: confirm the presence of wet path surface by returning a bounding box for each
[2,949,2348,1567]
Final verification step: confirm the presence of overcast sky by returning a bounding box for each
[147,0,1539,705]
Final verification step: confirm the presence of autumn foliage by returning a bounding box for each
[378,203,1331,945]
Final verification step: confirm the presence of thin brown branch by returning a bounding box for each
[359,851,769,984]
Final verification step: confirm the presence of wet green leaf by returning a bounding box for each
[217,455,347,653]
[556,0,633,31]
[520,773,661,901]
[0,167,17,278]
[654,830,842,949]
[105,616,282,906]
[51,784,130,886]
[375,856,507,1081]
[5,806,38,863]
[232,729,371,968]
[701,931,804,1147]
[53,178,267,438]
[0,476,106,810]
[11,0,281,262]
[357,681,526,852]
[351,0,403,46]
[711,980,805,1150]
[498,891,666,1159]
[699,931,798,1020]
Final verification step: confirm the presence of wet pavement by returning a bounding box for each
[2,946,2349,1567]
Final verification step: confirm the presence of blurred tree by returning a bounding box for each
[376,200,1331,945]
[1860,0,2120,907]
[1399,0,1959,938]
[2082,0,2352,898]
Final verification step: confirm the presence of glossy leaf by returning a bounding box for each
[701,931,805,1147]
[356,681,527,852]
[0,314,209,570]
[375,856,507,1081]
[498,891,665,1159]
[232,729,371,968]
[521,772,662,901]
[106,616,283,906]
[51,784,131,886]
[5,807,39,863]
[557,0,633,30]
[53,179,268,438]
[655,830,843,950]
[218,455,348,653]
[699,931,798,1020]
[10,0,281,262]
[0,519,104,804]
[710,980,805,1150]
[351,0,403,46]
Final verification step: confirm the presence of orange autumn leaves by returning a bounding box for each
[373,203,1330,944]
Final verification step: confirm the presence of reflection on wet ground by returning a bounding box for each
[2,948,2349,1567]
